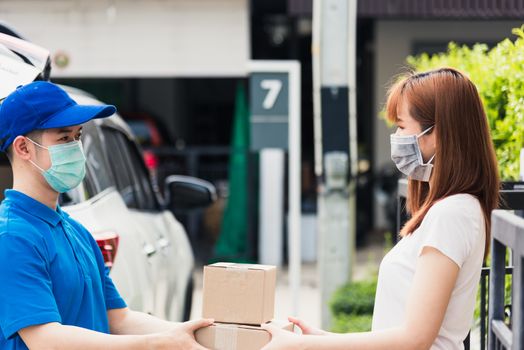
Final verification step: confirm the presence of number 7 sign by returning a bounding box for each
[260,79,283,110]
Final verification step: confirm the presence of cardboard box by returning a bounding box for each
[196,321,294,350]
[202,263,276,325]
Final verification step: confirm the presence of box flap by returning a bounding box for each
[210,262,276,271]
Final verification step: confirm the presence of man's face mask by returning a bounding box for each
[390,126,435,182]
[27,138,87,193]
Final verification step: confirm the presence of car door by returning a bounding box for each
[61,121,155,314]
[101,126,176,319]
[102,126,195,321]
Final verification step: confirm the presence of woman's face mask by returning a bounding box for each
[390,126,435,182]
[27,137,87,193]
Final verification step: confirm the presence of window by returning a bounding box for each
[102,128,157,211]
[82,123,115,197]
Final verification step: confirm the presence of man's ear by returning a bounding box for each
[11,136,33,161]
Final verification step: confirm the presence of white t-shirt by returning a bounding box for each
[372,194,486,350]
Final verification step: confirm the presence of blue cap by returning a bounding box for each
[0,81,116,152]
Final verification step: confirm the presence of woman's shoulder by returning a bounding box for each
[427,193,483,220]
[416,194,486,268]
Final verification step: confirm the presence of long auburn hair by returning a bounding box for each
[386,67,500,260]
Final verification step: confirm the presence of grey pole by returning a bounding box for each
[313,0,358,329]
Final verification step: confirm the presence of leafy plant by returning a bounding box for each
[406,26,524,180]
[331,313,374,333]
[331,279,377,316]
[330,278,377,333]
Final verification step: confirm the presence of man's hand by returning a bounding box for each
[150,318,213,350]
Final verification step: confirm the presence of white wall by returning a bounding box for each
[373,20,523,229]
[0,0,250,77]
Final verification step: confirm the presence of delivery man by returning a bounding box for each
[0,81,212,350]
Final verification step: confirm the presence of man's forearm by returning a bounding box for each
[109,309,179,335]
[20,322,153,350]
[20,318,212,350]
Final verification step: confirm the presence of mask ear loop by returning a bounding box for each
[416,126,436,165]
[25,137,49,172]
[28,159,46,172]
[416,125,434,138]
[425,153,436,165]
[26,137,49,150]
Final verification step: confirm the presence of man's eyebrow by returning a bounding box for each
[57,127,83,133]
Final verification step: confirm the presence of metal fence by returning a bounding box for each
[488,210,524,349]
[397,180,524,349]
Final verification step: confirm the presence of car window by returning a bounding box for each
[102,127,157,211]
[82,122,115,198]
[120,137,158,211]
[102,128,140,208]
[127,120,153,146]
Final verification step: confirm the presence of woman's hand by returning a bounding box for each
[288,316,328,336]
[261,322,304,350]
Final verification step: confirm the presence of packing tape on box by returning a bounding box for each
[226,264,249,271]
[226,264,249,285]
[214,324,239,350]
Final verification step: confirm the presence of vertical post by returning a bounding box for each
[313,0,358,329]
[513,256,524,349]
[347,1,358,278]
[311,0,323,179]
[488,238,506,350]
[258,149,285,266]
[480,270,487,349]
[318,152,350,328]
[288,61,302,315]
[249,60,302,315]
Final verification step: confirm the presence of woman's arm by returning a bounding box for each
[263,246,460,350]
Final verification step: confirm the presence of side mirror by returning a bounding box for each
[164,175,217,211]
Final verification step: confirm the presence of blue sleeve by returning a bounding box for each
[0,233,61,339]
[102,266,127,310]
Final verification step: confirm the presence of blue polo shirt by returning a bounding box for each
[0,189,127,349]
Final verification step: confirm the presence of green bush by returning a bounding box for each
[331,313,374,333]
[330,278,377,333]
[330,279,377,316]
[406,26,524,180]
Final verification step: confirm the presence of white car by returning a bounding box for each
[0,87,215,321]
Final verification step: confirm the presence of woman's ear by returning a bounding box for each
[11,136,32,161]
[428,129,437,153]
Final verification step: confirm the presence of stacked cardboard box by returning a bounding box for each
[196,262,294,350]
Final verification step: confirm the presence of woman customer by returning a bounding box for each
[263,67,500,350]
